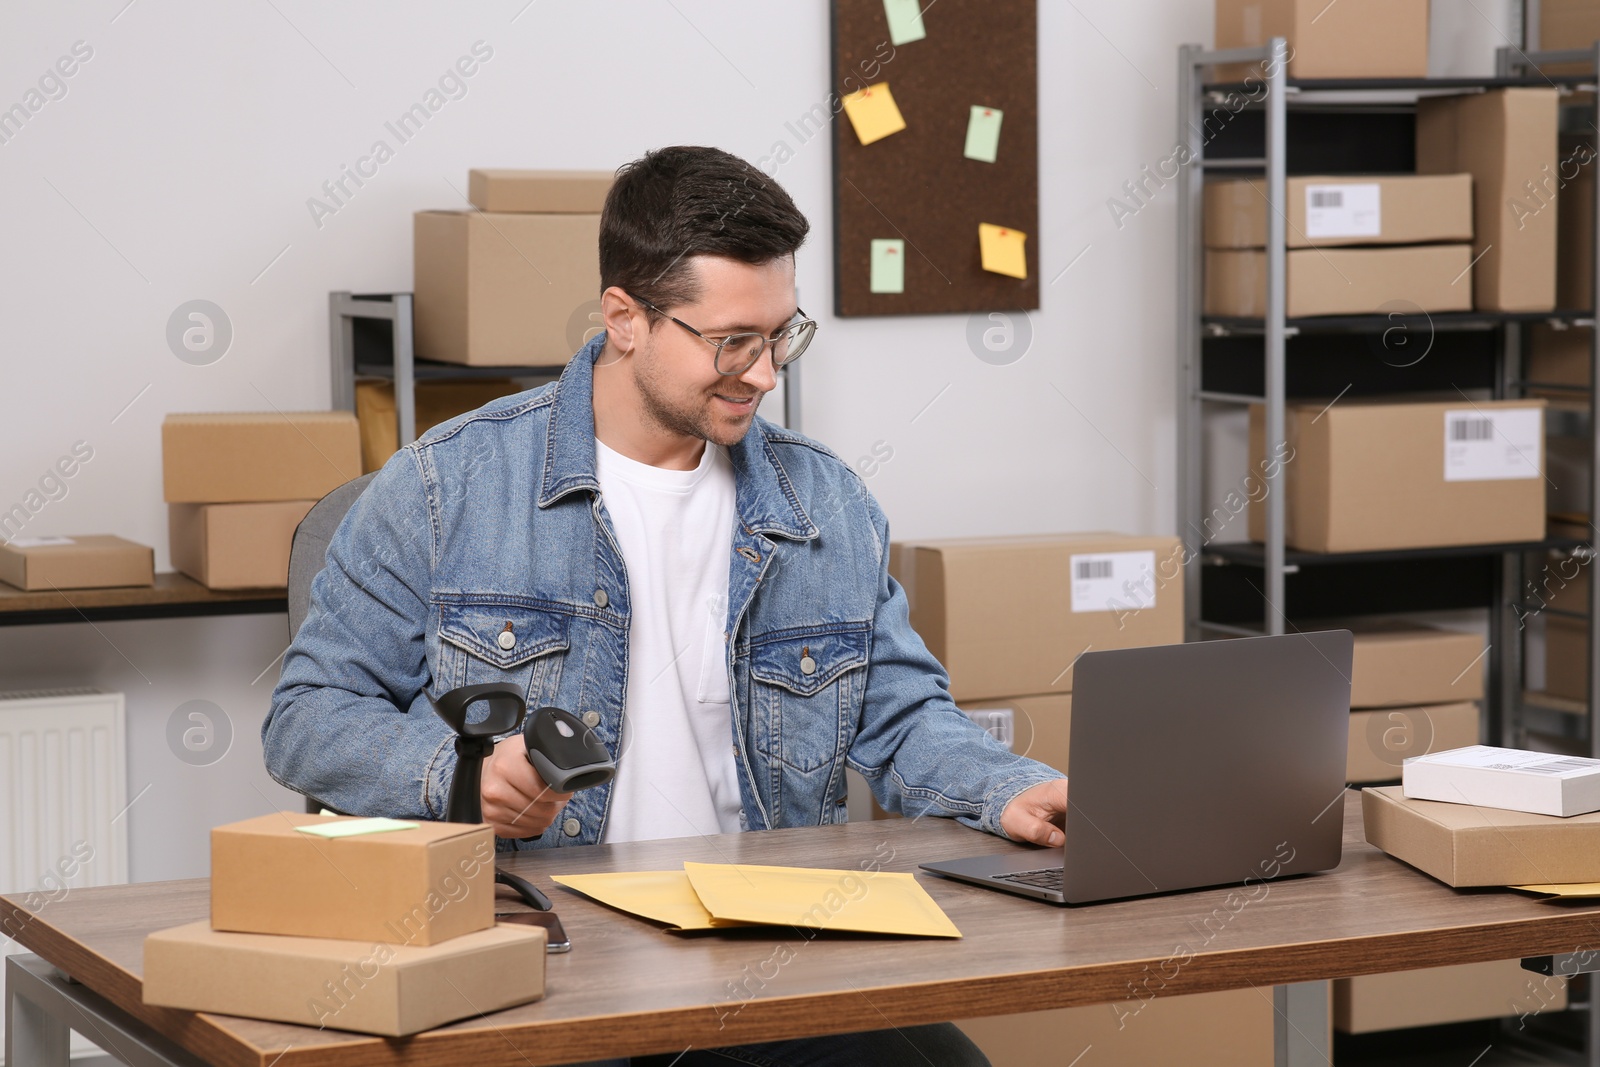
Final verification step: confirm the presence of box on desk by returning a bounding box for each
[1247,398,1546,552]
[1362,785,1600,886]
[1336,959,1565,1034]
[1203,175,1473,250]
[143,921,545,1037]
[1347,703,1479,784]
[889,534,1184,701]
[414,209,600,366]
[1204,245,1474,319]
[1403,745,1600,817]
[162,413,361,504]
[467,169,613,213]
[210,813,495,945]
[168,501,314,590]
[1417,89,1561,312]
[1214,0,1429,79]
[0,535,153,591]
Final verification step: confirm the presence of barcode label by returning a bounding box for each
[964,708,1015,750]
[1304,182,1381,239]
[1075,560,1114,580]
[1070,550,1157,613]
[1443,408,1541,482]
[1522,757,1600,776]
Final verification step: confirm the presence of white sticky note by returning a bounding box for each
[1070,551,1157,613]
[1443,409,1541,482]
[882,0,927,45]
[294,817,420,839]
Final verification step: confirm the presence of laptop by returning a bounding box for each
[920,630,1353,905]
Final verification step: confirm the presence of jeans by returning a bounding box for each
[573,1022,991,1066]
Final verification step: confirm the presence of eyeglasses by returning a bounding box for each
[630,294,817,376]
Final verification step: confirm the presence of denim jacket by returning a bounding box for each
[264,334,1061,848]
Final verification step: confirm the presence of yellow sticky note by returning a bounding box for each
[978,223,1028,279]
[550,871,750,931]
[684,861,962,938]
[841,82,907,146]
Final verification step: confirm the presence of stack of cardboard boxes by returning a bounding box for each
[142,812,545,1035]
[163,412,361,589]
[414,169,612,367]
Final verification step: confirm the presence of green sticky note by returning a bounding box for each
[882,0,926,45]
[295,817,420,839]
[964,106,1003,163]
[871,239,905,294]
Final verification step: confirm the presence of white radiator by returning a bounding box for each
[0,688,128,1064]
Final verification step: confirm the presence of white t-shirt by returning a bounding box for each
[595,437,744,843]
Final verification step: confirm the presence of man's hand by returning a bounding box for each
[481,732,574,839]
[1000,779,1068,847]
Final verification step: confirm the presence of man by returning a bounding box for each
[265,146,1067,1066]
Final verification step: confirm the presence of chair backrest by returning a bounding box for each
[285,471,376,814]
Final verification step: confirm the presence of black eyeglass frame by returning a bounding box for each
[629,293,817,377]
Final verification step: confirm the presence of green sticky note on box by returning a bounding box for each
[965,106,1003,163]
[882,0,926,45]
[871,239,906,293]
[294,817,419,839]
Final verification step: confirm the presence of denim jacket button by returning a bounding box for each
[562,818,581,837]
[581,711,601,728]
[800,655,817,676]
[593,589,609,608]
[497,629,515,651]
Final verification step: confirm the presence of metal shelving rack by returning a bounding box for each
[1176,36,1600,1067]
[328,291,801,450]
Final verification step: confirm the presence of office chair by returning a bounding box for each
[285,471,377,814]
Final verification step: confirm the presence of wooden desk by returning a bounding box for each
[0,572,286,627]
[7,794,1600,1067]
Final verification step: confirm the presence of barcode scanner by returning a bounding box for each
[523,706,617,793]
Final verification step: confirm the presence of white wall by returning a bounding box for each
[0,1,1520,881]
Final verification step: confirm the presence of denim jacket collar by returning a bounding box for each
[537,332,818,542]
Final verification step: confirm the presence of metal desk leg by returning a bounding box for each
[5,954,208,1067]
[1273,981,1329,1067]
[7,956,70,1067]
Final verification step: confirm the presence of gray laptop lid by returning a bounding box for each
[1062,631,1352,903]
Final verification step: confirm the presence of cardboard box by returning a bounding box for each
[354,379,523,473]
[1546,614,1590,700]
[1540,0,1600,50]
[1214,0,1429,79]
[1417,89,1561,312]
[1205,245,1474,319]
[0,535,153,591]
[1362,785,1600,886]
[162,413,361,504]
[413,210,600,366]
[210,813,495,946]
[1403,745,1600,816]
[168,501,315,590]
[1529,325,1591,387]
[467,169,613,213]
[1558,139,1595,312]
[960,987,1273,1067]
[143,920,545,1037]
[1247,398,1547,552]
[1347,702,1479,784]
[1204,175,1473,249]
[1335,959,1565,1034]
[1342,621,1486,707]
[890,534,1185,701]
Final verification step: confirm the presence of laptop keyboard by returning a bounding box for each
[993,867,1064,891]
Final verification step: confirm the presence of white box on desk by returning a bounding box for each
[1402,745,1600,817]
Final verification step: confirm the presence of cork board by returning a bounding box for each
[831,0,1039,316]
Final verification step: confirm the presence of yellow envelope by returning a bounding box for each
[979,223,1028,280]
[841,83,907,146]
[1511,882,1600,898]
[684,862,961,938]
[550,871,748,931]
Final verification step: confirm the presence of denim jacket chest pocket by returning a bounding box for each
[746,623,871,775]
[434,597,571,707]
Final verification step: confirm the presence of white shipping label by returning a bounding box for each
[964,708,1015,750]
[1304,183,1381,239]
[1443,409,1542,482]
[1070,550,1157,614]
[6,536,75,548]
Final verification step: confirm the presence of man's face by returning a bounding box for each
[628,255,797,449]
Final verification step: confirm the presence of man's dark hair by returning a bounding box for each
[600,146,810,318]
